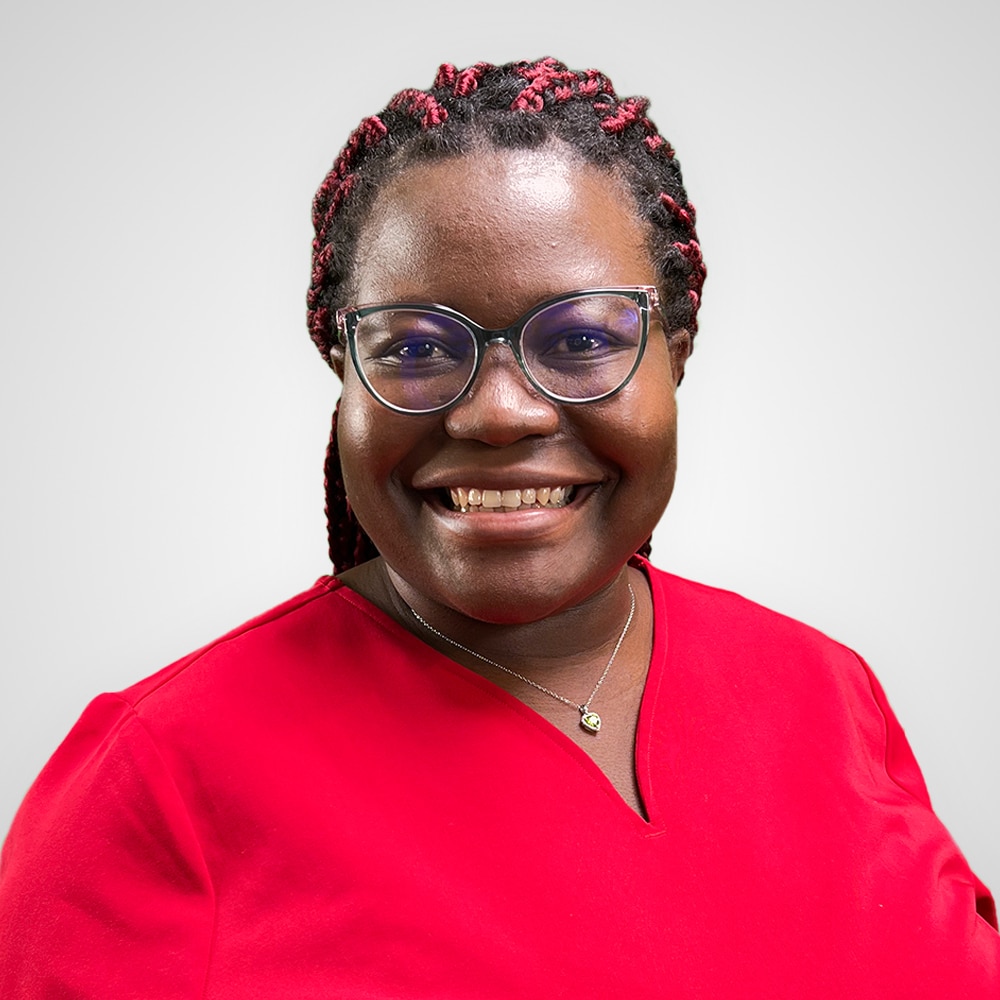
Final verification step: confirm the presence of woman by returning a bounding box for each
[1,57,997,997]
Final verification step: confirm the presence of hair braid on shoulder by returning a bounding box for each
[324,400,378,572]
[309,58,706,571]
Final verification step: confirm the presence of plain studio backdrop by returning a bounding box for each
[2,0,997,894]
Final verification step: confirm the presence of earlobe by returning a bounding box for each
[329,344,346,381]
[669,330,692,387]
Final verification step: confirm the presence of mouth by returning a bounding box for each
[445,485,577,513]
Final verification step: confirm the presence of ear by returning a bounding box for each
[668,329,691,387]
[329,343,346,381]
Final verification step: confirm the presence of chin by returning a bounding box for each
[405,543,625,624]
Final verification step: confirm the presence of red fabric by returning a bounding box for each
[2,562,998,997]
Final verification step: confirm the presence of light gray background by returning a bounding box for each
[3,1,997,894]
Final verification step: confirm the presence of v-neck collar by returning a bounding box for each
[326,555,670,835]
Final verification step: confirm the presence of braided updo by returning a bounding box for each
[308,58,706,572]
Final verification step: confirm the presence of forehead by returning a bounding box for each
[351,146,656,326]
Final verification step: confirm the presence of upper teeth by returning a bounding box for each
[448,486,571,512]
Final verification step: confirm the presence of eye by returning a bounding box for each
[523,296,643,367]
[381,337,458,362]
[551,328,614,355]
[532,325,625,361]
[355,309,474,372]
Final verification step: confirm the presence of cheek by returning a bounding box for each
[336,380,396,512]
[622,398,679,547]
[335,376,437,535]
[607,349,680,477]
[592,354,681,526]
[576,394,677,516]
[623,398,678,497]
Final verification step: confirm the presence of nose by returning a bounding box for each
[443,342,560,446]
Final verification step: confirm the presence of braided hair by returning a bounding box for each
[307,58,706,572]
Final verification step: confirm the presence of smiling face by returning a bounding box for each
[332,144,686,624]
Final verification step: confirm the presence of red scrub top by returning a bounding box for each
[2,560,997,997]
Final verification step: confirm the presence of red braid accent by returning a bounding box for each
[454,63,491,95]
[316,116,387,207]
[434,64,457,88]
[644,134,675,158]
[356,115,388,148]
[307,116,388,357]
[671,240,707,330]
[325,400,379,572]
[575,70,607,97]
[307,243,343,358]
[672,239,705,283]
[512,88,544,113]
[598,96,650,134]
[307,243,339,357]
[388,89,448,129]
[659,193,694,231]
[511,57,577,112]
[435,61,493,96]
[310,117,385,254]
[598,96,677,168]
[308,307,331,357]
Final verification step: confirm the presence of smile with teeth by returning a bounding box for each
[447,486,575,513]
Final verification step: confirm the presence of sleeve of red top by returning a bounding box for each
[856,653,998,931]
[0,692,215,998]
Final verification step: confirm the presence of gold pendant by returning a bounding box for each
[580,711,602,733]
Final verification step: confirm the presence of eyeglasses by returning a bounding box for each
[336,286,660,415]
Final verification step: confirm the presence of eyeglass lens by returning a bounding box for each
[352,292,644,412]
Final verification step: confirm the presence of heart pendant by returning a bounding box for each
[580,711,602,733]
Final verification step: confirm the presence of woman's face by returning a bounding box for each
[333,146,686,623]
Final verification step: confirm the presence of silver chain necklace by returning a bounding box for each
[406,584,635,734]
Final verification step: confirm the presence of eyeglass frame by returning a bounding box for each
[335,285,666,416]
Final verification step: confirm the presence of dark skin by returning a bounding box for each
[332,145,688,817]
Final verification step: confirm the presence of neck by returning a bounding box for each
[344,557,645,681]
